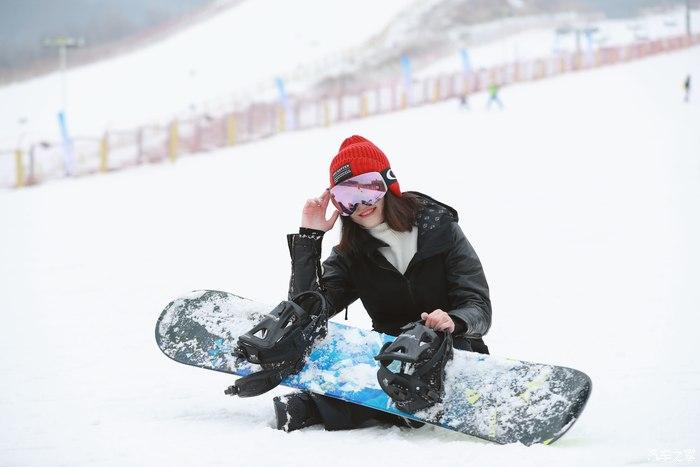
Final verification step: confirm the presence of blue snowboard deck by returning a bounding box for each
[156,290,591,445]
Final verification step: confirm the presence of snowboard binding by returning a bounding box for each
[374,322,453,413]
[225,290,329,397]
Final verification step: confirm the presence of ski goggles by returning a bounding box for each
[329,171,388,216]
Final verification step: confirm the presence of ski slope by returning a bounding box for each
[1,45,699,466]
[0,0,410,148]
[1,2,695,150]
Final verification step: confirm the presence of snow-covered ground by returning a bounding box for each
[1,44,699,466]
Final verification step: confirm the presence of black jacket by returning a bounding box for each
[286,191,491,352]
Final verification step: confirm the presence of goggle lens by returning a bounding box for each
[330,172,388,216]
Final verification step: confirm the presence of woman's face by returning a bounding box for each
[350,197,385,229]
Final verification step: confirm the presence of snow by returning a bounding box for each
[295,361,380,394]
[1,31,700,467]
[415,353,576,443]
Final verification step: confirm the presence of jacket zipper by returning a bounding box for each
[406,279,416,308]
[374,252,419,308]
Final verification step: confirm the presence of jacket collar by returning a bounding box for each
[357,191,459,261]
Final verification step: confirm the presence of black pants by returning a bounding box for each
[310,337,489,430]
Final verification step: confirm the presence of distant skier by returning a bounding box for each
[274,135,492,432]
[459,93,470,109]
[486,83,504,110]
[684,75,691,103]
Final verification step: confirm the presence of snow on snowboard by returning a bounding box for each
[155,290,591,445]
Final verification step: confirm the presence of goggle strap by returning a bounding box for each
[380,168,398,187]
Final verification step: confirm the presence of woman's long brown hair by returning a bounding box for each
[337,191,421,257]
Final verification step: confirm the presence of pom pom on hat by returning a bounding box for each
[329,135,401,197]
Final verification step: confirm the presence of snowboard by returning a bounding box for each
[155,290,591,445]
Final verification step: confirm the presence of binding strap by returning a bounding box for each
[375,322,453,413]
[225,291,328,397]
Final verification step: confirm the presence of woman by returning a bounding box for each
[275,135,492,432]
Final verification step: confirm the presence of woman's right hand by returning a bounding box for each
[301,189,340,232]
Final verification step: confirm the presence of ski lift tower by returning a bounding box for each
[42,36,85,112]
[43,36,84,176]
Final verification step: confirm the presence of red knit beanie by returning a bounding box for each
[329,135,401,197]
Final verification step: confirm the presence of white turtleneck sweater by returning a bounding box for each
[366,222,418,275]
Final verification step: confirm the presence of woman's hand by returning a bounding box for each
[301,189,340,232]
[420,309,455,333]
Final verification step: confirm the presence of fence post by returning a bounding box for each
[15,149,25,188]
[27,145,36,185]
[168,120,179,162]
[277,106,286,132]
[99,132,109,172]
[324,101,331,127]
[294,102,301,130]
[360,93,369,117]
[226,114,237,146]
[432,78,441,103]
